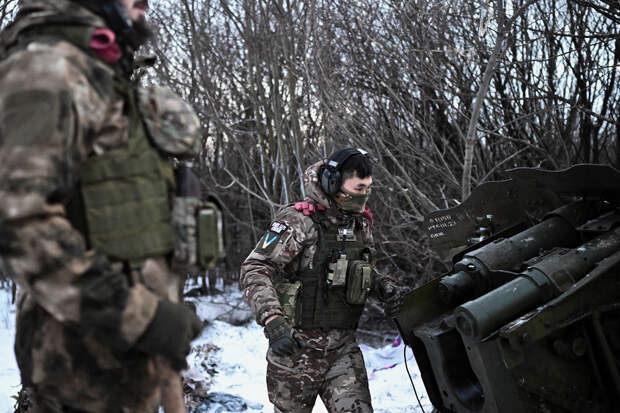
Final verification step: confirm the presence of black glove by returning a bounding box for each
[264,315,302,357]
[137,300,204,371]
[380,282,406,318]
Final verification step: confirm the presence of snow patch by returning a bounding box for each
[0,286,432,412]
[188,289,432,412]
[0,288,19,413]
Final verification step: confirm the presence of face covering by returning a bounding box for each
[334,189,371,213]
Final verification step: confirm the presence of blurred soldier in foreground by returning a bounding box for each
[240,148,407,413]
[0,0,204,411]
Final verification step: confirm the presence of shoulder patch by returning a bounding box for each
[260,232,279,251]
[269,221,289,234]
[253,221,291,255]
[2,89,61,146]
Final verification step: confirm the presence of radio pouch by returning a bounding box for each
[346,260,372,305]
[198,202,225,269]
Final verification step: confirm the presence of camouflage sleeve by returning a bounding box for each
[0,46,158,350]
[240,207,317,325]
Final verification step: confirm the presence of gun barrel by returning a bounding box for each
[455,226,620,339]
[437,200,601,305]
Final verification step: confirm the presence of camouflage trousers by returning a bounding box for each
[266,339,373,413]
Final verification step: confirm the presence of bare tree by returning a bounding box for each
[0,0,18,29]
[147,0,618,285]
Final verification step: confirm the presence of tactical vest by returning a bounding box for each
[293,212,372,330]
[77,85,176,262]
[8,25,176,262]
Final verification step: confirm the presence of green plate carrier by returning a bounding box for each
[78,88,175,261]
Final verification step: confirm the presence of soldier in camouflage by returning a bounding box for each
[0,1,204,412]
[241,148,407,413]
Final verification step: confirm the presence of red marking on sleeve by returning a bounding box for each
[90,28,122,63]
[294,199,326,216]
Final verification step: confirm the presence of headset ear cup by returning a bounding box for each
[320,166,341,195]
[328,170,341,195]
[320,167,330,194]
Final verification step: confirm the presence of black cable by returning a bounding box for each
[404,343,427,413]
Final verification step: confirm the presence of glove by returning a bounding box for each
[379,282,406,318]
[137,300,204,371]
[264,315,302,357]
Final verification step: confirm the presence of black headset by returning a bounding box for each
[319,148,369,195]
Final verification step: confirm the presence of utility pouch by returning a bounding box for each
[173,163,225,272]
[198,202,225,269]
[327,254,349,287]
[138,86,201,158]
[275,280,302,325]
[173,199,225,271]
[346,260,373,305]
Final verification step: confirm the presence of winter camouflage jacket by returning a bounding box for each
[241,160,397,351]
[0,1,196,410]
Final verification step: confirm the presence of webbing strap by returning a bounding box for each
[18,24,93,51]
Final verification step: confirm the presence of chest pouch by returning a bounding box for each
[275,280,302,325]
[327,254,349,287]
[346,250,373,305]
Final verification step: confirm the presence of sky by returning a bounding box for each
[0,285,433,413]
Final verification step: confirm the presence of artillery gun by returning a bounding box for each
[395,164,620,413]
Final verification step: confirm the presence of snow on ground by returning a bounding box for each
[0,284,433,412]
[0,288,19,413]
[187,285,433,413]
